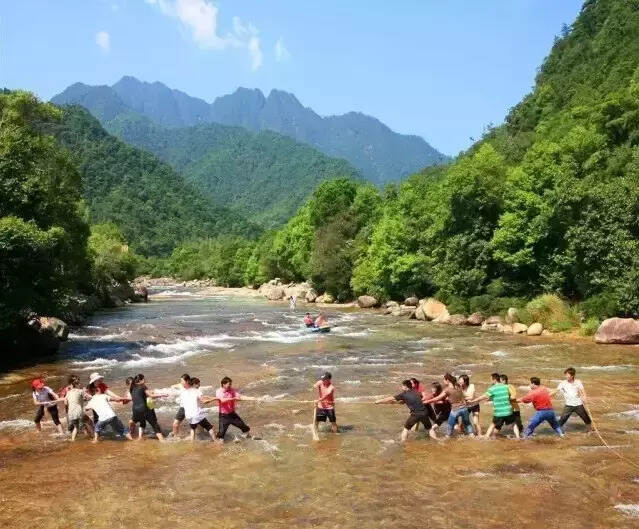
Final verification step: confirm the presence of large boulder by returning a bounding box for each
[422,298,448,321]
[106,282,136,307]
[38,316,69,341]
[392,305,416,317]
[497,323,513,334]
[467,312,485,326]
[266,286,286,300]
[481,316,502,331]
[133,286,149,302]
[316,293,334,304]
[404,297,419,307]
[385,301,400,315]
[305,289,318,302]
[595,318,639,344]
[512,323,528,334]
[414,304,426,320]
[285,283,309,300]
[433,309,451,324]
[505,307,519,324]
[357,295,379,308]
[448,314,468,325]
[527,322,543,336]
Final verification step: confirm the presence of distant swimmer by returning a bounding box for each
[552,367,592,432]
[312,372,338,441]
[518,377,564,439]
[423,373,473,438]
[375,379,432,443]
[215,376,259,442]
[31,378,64,435]
[303,312,314,327]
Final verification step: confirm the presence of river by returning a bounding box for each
[1,287,639,528]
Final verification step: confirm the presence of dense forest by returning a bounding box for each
[161,0,639,332]
[104,111,360,226]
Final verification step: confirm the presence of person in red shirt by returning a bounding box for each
[312,372,337,441]
[215,376,259,441]
[518,377,564,438]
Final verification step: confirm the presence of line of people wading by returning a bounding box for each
[29,367,590,443]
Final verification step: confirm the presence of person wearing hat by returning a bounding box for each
[312,372,338,441]
[31,378,64,434]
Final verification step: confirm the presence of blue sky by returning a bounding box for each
[2,0,583,155]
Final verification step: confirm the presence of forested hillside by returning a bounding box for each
[46,106,258,255]
[52,78,447,185]
[104,112,360,226]
[163,0,639,327]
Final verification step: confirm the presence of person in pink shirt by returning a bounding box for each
[518,377,564,439]
[312,372,337,441]
[215,376,258,441]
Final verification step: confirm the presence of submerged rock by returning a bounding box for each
[595,318,639,344]
[357,295,379,308]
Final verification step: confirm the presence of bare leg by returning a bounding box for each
[35,422,42,432]
[172,419,182,437]
[400,428,410,443]
[472,413,482,436]
[92,431,99,443]
[312,420,320,441]
[513,423,520,440]
[56,423,64,435]
[483,424,495,439]
[137,425,143,440]
[71,426,78,442]
[156,432,165,442]
[429,425,438,440]
[190,428,196,442]
[330,422,338,434]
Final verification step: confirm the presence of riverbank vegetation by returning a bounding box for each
[155,0,639,333]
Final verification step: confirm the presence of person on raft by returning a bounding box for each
[314,313,328,328]
[303,312,314,327]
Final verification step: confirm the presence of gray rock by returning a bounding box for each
[595,317,639,344]
[467,312,485,326]
[448,314,468,325]
[527,322,543,336]
[404,297,419,307]
[357,295,379,308]
[422,298,448,320]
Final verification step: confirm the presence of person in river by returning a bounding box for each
[425,381,452,440]
[312,372,338,441]
[31,378,64,434]
[499,374,523,435]
[551,367,592,431]
[65,376,93,441]
[128,374,168,441]
[409,378,428,432]
[314,313,328,328]
[216,376,259,441]
[518,377,564,439]
[468,375,520,439]
[423,373,473,438]
[289,295,297,312]
[85,373,127,424]
[85,388,133,443]
[170,373,192,438]
[181,377,217,442]
[303,312,314,327]
[460,374,481,436]
[375,380,432,442]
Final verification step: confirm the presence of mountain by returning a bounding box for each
[105,112,360,226]
[52,77,447,184]
[44,105,259,256]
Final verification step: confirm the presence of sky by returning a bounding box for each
[2,0,584,155]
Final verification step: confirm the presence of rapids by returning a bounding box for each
[1,289,639,528]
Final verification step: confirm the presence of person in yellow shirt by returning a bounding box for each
[500,374,523,434]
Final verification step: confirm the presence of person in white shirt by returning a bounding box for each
[180,377,217,441]
[552,367,592,431]
[85,392,133,443]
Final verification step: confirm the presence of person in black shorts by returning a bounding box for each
[376,380,432,442]
[129,374,168,441]
[426,381,451,440]
[31,379,64,434]
[171,374,191,437]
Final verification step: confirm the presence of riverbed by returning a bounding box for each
[1,287,639,528]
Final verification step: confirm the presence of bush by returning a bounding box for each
[579,292,618,320]
[526,294,579,330]
[445,296,469,315]
[579,317,600,336]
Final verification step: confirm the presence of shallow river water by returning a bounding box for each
[2,288,639,528]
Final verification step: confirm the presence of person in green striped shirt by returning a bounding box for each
[468,377,521,439]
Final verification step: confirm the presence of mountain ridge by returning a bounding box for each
[51,77,448,184]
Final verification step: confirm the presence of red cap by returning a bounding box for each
[31,379,44,390]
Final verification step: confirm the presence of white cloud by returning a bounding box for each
[275,37,290,62]
[95,30,111,52]
[147,0,263,70]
